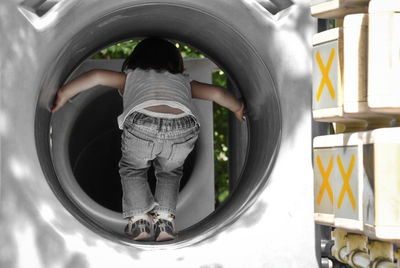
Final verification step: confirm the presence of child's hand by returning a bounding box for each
[51,88,69,112]
[234,100,247,122]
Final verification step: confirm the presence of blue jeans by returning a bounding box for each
[119,112,200,218]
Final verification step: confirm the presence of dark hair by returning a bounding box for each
[122,37,184,74]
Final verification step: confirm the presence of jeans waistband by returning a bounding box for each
[128,112,199,132]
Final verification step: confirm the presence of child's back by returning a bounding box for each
[118,67,198,129]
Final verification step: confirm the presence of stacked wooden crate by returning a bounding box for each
[311,0,400,250]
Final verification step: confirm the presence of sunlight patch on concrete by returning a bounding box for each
[14,221,42,268]
[9,157,32,181]
[39,204,55,223]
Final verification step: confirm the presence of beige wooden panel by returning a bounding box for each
[343,14,393,128]
[361,127,400,241]
[374,143,400,240]
[369,0,400,13]
[311,0,369,19]
[343,14,368,114]
[368,10,400,115]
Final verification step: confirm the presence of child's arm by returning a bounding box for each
[52,69,126,112]
[190,80,246,122]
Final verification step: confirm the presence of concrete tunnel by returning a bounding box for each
[36,1,282,244]
[0,0,324,266]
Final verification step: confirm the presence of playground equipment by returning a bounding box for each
[312,0,400,267]
[0,0,321,267]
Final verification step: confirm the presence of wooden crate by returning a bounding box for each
[313,132,365,232]
[312,15,393,128]
[314,128,400,242]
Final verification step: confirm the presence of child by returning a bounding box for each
[52,37,246,242]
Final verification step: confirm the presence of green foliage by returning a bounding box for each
[92,40,205,59]
[92,40,140,59]
[92,40,230,207]
[328,19,335,29]
[212,70,229,206]
[175,43,205,59]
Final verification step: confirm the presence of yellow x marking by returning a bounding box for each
[337,154,356,211]
[316,155,334,206]
[316,48,336,102]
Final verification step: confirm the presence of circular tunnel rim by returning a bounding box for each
[37,1,282,249]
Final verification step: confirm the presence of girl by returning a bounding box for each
[52,37,246,241]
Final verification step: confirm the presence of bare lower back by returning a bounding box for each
[144,105,184,114]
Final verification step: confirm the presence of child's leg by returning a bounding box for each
[153,129,198,217]
[152,118,199,241]
[119,125,158,240]
[152,161,183,216]
[119,114,159,221]
[119,137,156,219]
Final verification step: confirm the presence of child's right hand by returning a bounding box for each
[234,100,247,122]
[51,88,69,112]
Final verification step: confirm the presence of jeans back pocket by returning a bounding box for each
[121,129,155,160]
[168,133,199,164]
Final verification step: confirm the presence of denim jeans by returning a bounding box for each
[119,112,200,218]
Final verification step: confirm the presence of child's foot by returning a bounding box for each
[124,216,153,241]
[153,214,177,242]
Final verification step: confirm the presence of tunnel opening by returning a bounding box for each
[37,2,282,248]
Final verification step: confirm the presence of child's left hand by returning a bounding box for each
[234,100,247,122]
